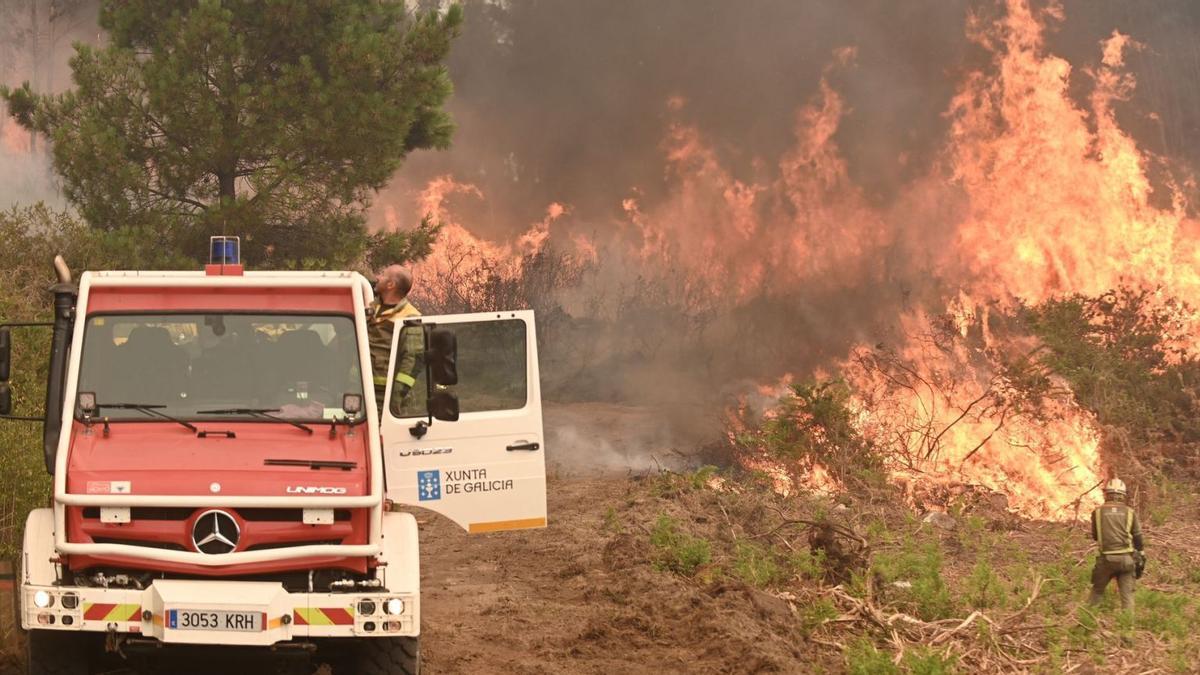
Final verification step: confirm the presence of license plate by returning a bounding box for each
[167,609,265,632]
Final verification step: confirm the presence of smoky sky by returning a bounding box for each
[381,0,1200,237]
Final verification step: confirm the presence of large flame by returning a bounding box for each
[947,1,1200,307]
[620,48,889,311]
[402,176,573,312]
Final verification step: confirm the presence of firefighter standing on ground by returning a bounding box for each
[1087,477,1144,613]
[368,265,422,415]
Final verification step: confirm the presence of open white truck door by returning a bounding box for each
[380,310,546,533]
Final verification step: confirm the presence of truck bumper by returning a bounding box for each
[20,579,417,645]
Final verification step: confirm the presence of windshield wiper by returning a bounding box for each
[96,403,198,433]
[264,458,357,471]
[197,408,314,435]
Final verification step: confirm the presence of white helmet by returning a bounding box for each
[1104,478,1127,496]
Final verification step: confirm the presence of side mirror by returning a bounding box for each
[342,393,363,416]
[78,391,97,416]
[0,383,11,416]
[427,327,458,386]
[429,390,459,422]
[0,326,10,381]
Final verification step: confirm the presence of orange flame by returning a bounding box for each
[617,54,890,312]
[947,1,1200,308]
[841,309,1102,519]
[405,176,574,310]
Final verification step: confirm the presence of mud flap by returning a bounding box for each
[380,310,546,533]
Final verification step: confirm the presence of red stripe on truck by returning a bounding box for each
[322,607,354,625]
[84,603,116,620]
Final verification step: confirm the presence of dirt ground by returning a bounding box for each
[416,476,761,675]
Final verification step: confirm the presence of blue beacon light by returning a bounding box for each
[209,236,240,265]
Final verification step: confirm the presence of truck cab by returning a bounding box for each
[0,245,546,674]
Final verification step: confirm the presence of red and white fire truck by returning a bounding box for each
[0,239,547,674]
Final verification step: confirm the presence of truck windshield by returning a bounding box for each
[76,314,364,422]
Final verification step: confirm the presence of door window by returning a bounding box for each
[390,319,528,418]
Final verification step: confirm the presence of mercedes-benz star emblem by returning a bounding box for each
[191,510,240,554]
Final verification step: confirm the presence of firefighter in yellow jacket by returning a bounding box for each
[367,265,422,415]
[1088,477,1144,613]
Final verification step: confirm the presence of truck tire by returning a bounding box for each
[25,630,89,675]
[356,636,420,675]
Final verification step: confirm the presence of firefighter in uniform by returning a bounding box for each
[367,265,422,415]
[1087,477,1144,613]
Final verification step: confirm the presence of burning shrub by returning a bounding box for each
[1023,287,1200,449]
[730,379,887,495]
[729,302,1108,520]
[413,242,587,318]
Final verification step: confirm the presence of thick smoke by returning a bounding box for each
[378,0,1200,230]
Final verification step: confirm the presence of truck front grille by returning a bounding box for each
[81,507,352,522]
[91,538,188,551]
[74,506,361,556]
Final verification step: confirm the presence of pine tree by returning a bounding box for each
[2,0,462,267]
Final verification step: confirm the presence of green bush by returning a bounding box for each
[788,548,827,581]
[746,379,888,490]
[902,648,958,675]
[845,638,899,675]
[1136,590,1194,640]
[649,514,712,576]
[964,559,1006,610]
[732,542,782,587]
[1023,288,1200,443]
[799,597,838,634]
[873,539,955,620]
[688,465,719,491]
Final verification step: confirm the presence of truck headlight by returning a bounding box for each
[33,590,52,608]
[385,598,404,615]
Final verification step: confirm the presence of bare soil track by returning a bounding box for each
[415,476,802,674]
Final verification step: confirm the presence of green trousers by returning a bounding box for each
[1088,553,1136,612]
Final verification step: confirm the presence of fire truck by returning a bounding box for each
[0,239,547,674]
